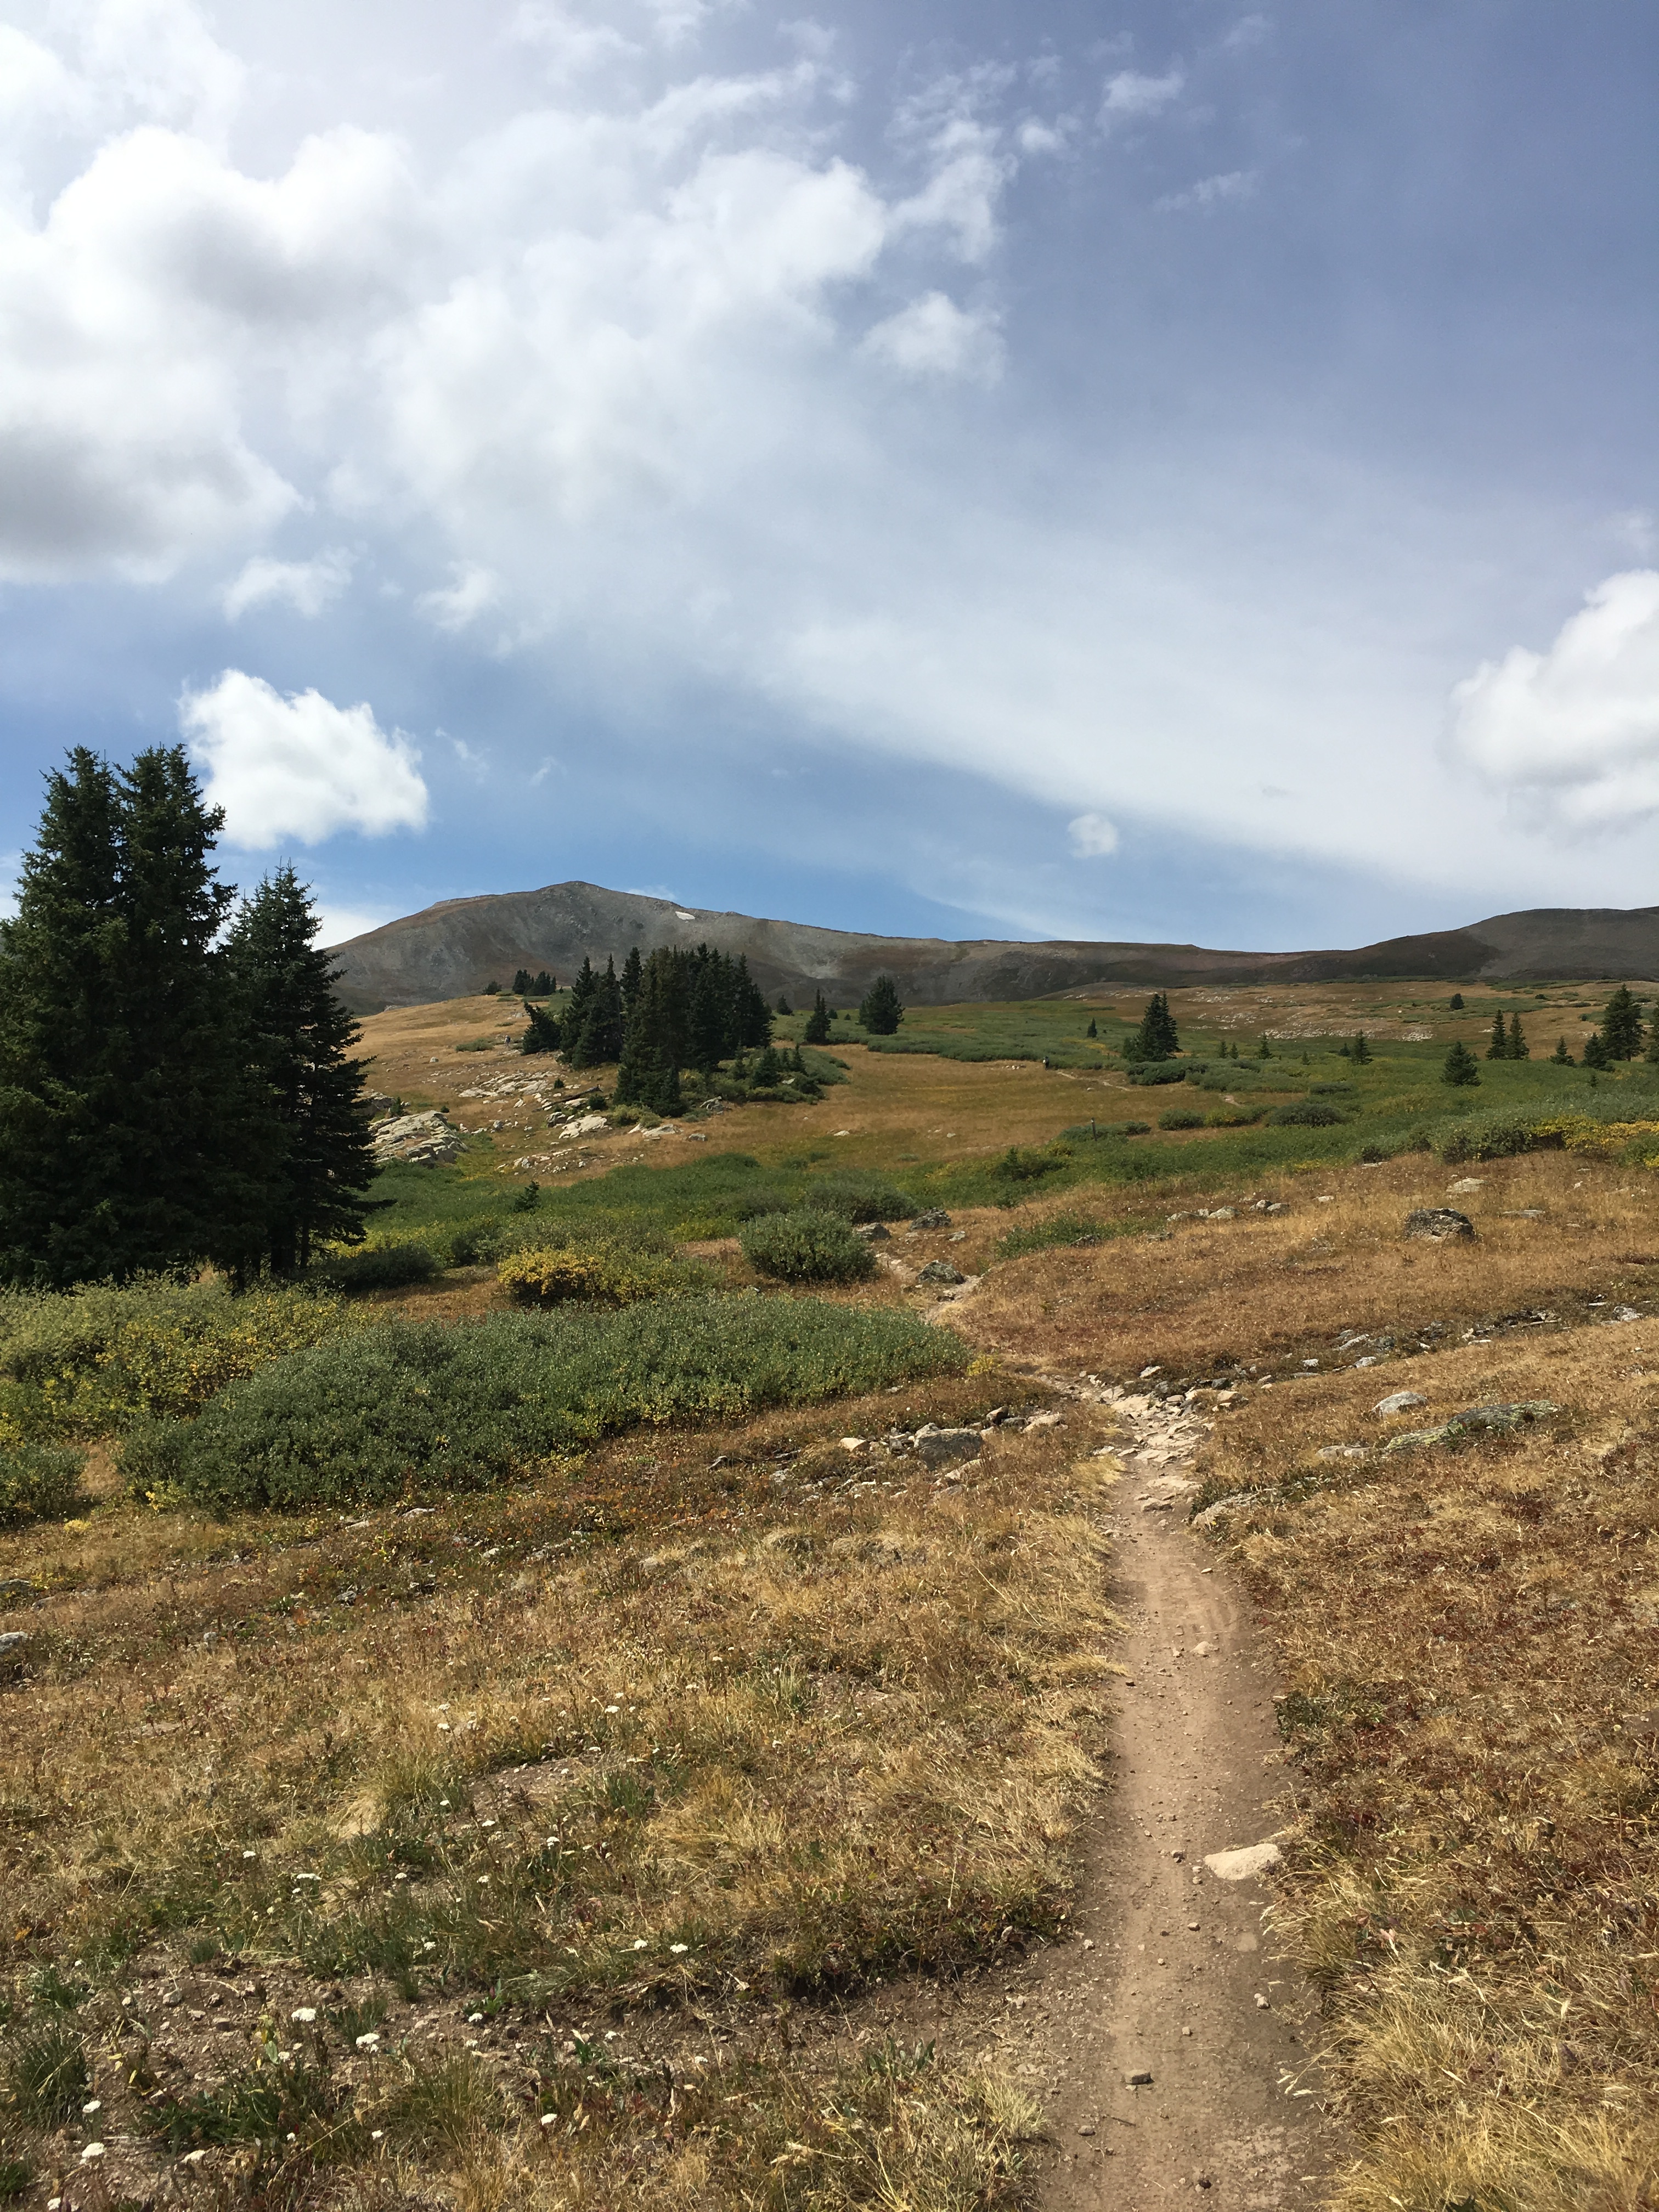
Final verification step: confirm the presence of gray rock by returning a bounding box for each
[1374,1390,1427,1417]
[1190,1492,1257,1530]
[1404,1207,1475,1242]
[1383,1400,1557,1455]
[0,1632,28,1662]
[909,1208,951,1229]
[916,1260,966,1286]
[912,1427,983,1469]
[852,1222,890,1242]
[1125,2069,1153,2086]
[1203,1841,1282,1882]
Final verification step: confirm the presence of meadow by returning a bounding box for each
[1,977,1657,2210]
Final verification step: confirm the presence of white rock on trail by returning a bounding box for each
[1203,1841,1283,1882]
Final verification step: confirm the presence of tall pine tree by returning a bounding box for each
[1601,986,1644,1060]
[224,867,376,1279]
[1487,1012,1509,1060]
[0,747,258,1285]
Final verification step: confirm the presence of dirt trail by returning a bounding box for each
[1031,1388,1341,2209]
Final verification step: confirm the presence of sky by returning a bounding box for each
[1,0,1656,953]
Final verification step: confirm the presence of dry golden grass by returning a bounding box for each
[0,1375,1113,2207]
[1136,1149,1659,2209]
[962,1153,1659,1379]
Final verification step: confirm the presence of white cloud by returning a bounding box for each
[1067,811,1120,857]
[1099,69,1184,130]
[180,670,430,845]
[1448,571,1659,832]
[315,903,398,948]
[419,564,500,632]
[1156,168,1257,213]
[1221,15,1271,53]
[222,548,354,619]
[861,292,1001,380]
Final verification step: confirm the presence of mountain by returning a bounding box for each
[323,883,1659,1015]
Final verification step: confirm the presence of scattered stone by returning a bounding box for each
[1374,1390,1427,1417]
[916,1260,966,1286]
[0,1632,28,1663]
[1382,1400,1558,1456]
[1203,1841,1282,1882]
[1190,1493,1257,1531]
[1315,1443,1367,1461]
[852,1222,890,1242]
[1447,1177,1486,1194]
[372,1109,464,1166]
[910,1207,951,1229]
[913,1427,983,1469]
[1125,2068,1153,2086]
[1404,1207,1475,1242]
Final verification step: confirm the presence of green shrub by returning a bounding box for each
[312,1244,437,1293]
[121,1297,962,1512]
[1158,1109,1204,1131]
[1122,1121,1151,1136]
[498,1245,681,1306]
[800,1172,916,1223]
[994,1212,1112,1261]
[0,1279,348,1444]
[1267,1101,1344,1127]
[1126,1063,1186,1087]
[1205,1107,1262,1128]
[993,1145,1070,1183]
[739,1211,877,1284]
[0,1442,83,1528]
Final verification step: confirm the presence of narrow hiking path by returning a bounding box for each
[1029,1383,1342,2209]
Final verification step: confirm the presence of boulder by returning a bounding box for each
[1374,1390,1427,1417]
[852,1222,890,1242]
[909,1208,951,1229]
[916,1260,966,1286]
[1203,1841,1282,1882]
[912,1427,983,1469]
[1404,1207,1475,1242]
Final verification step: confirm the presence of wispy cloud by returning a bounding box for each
[1156,168,1259,213]
[1099,67,1184,131]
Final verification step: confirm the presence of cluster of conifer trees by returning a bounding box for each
[0,748,374,1289]
[521,944,777,1111]
[511,968,554,996]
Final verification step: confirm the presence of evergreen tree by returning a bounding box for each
[687,957,730,1074]
[1486,1012,1508,1060]
[1448,991,1464,1010]
[734,956,772,1047]
[1257,1036,1272,1060]
[858,974,904,1035]
[752,1044,782,1087]
[1601,985,1644,1060]
[1442,1040,1481,1087]
[1085,1018,1097,1039]
[531,970,554,997]
[1551,1036,1575,1066]
[1582,1029,1613,1070]
[776,995,792,1016]
[571,957,625,1066]
[1646,1023,1659,1065]
[0,746,261,1286]
[1351,1032,1372,1064]
[521,1002,562,1055]
[804,990,831,1045]
[619,946,644,1018]
[224,866,375,1278]
[563,958,598,1046]
[512,969,531,995]
[1506,1013,1530,1060]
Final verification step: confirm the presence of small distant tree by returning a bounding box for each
[1646,1022,1659,1065]
[1351,1032,1372,1064]
[1486,1012,1508,1060]
[1601,985,1644,1060]
[522,1003,563,1054]
[482,980,501,995]
[1442,1041,1481,1087]
[752,1044,782,1087]
[1582,1029,1613,1070]
[776,995,792,1016]
[1085,1018,1097,1039]
[858,974,904,1035]
[1256,1035,1272,1060]
[512,968,530,996]
[531,970,554,997]
[1448,992,1464,1010]
[1506,1013,1530,1060]
[1551,1036,1574,1065]
[804,990,831,1045]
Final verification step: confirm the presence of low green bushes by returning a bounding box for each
[993,1145,1070,1184]
[738,1211,877,1284]
[994,1211,1115,1261]
[800,1172,916,1223]
[0,1279,348,1444]
[1206,1107,1262,1128]
[1158,1109,1204,1131]
[1268,1101,1344,1127]
[0,1442,83,1528]
[119,1298,964,1511]
[498,1244,686,1306]
[1126,1063,1187,1087]
[312,1244,438,1293]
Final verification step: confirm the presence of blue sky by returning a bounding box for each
[1,0,1655,951]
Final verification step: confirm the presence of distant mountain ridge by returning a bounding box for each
[324,883,1659,1015]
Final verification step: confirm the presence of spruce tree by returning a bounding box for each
[574,957,625,1065]
[225,866,375,1278]
[1448,992,1464,1010]
[1551,1036,1575,1066]
[1486,1012,1508,1060]
[804,990,831,1046]
[1601,985,1644,1059]
[858,974,904,1036]
[735,957,772,1047]
[1257,1035,1272,1060]
[1442,1040,1481,1087]
[531,970,554,997]
[522,1003,562,1055]
[1351,1032,1372,1064]
[776,996,792,1016]
[1646,1023,1659,1065]
[512,969,531,995]
[0,746,261,1286]
[1133,991,1178,1060]
[1085,1018,1097,1039]
[687,960,729,1074]
[620,946,644,1018]
[1582,1029,1613,1070]
[1506,1013,1530,1060]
